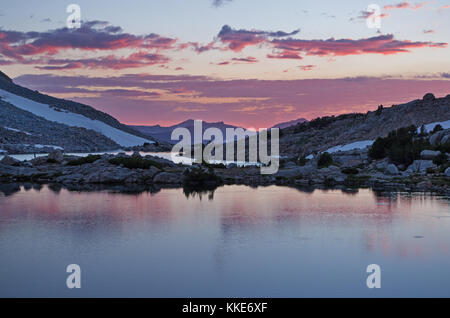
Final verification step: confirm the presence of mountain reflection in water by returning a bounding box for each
[0,183,450,297]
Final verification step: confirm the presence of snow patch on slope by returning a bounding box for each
[3,126,33,135]
[0,89,152,147]
[325,140,374,154]
[422,120,450,132]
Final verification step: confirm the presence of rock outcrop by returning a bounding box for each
[386,164,399,175]
[420,150,441,160]
[0,155,20,166]
[406,160,436,173]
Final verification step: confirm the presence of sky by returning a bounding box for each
[1,0,450,128]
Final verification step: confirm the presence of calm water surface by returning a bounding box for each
[1,184,450,297]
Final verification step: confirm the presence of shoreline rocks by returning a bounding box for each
[0,149,449,196]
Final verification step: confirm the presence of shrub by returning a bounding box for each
[297,157,309,166]
[433,152,448,166]
[183,166,222,185]
[368,125,429,166]
[109,157,163,170]
[437,142,450,154]
[431,124,443,134]
[426,167,435,174]
[375,105,383,116]
[369,137,389,159]
[202,160,227,169]
[343,175,371,188]
[46,158,60,164]
[419,125,426,136]
[317,152,333,168]
[324,177,336,187]
[67,155,101,166]
[341,167,359,175]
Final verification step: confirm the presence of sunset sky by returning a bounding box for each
[1,0,450,128]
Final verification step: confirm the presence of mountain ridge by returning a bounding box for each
[279,93,450,157]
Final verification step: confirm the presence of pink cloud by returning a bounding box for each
[214,25,446,59]
[270,34,447,57]
[231,56,258,63]
[298,65,315,71]
[0,21,176,66]
[267,51,303,60]
[384,1,430,10]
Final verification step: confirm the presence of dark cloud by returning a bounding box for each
[216,25,300,52]
[34,52,170,70]
[231,56,258,63]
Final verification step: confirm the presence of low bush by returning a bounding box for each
[297,157,309,166]
[46,158,60,164]
[426,167,435,174]
[324,177,336,187]
[183,166,222,185]
[341,167,359,175]
[109,157,163,170]
[433,152,448,166]
[343,175,371,188]
[201,160,227,169]
[436,142,450,154]
[67,155,101,166]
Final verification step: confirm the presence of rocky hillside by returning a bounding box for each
[280,93,450,157]
[0,70,160,153]
[0,98,119,153]
[0,70,154,142]
[272,118,307,129]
